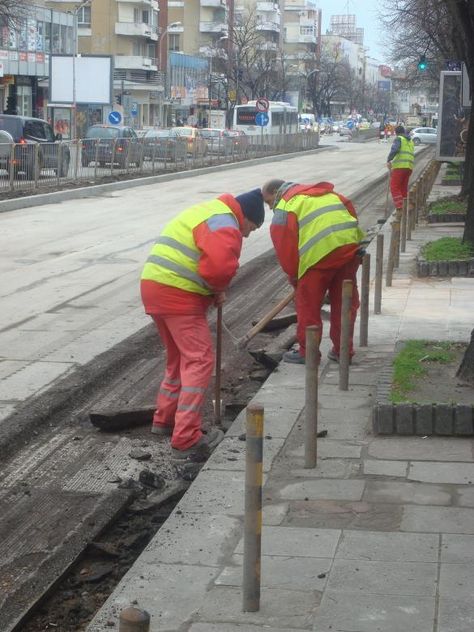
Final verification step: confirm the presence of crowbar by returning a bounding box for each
[238,290,295,349]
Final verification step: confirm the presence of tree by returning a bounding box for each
[0,0,30,27]
[381,0,474,244]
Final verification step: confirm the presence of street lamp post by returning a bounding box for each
[71,0,91,140]
[207,37,227,128]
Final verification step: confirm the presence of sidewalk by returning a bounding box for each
[87,178,474,632]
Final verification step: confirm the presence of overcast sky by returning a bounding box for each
[317,0,388,63]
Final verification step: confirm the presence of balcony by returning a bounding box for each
[256,21,281,33]
[256,1,279,11]
[115,21,158,40]
[285,32,316,44]
[114,55,158,71]
[200,21,228,32]
[259,41,278,51]
[116,0,158,7]
[201,0,226,6]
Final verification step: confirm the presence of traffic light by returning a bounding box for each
[418,55,427,71]
[115,94,122,105]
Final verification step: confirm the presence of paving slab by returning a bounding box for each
[216,553,330,591]
[408,461,474,484]
[441,533,474,563]
[439,562,474,599]
[289,440,364,459]
[364,480,452,506]
[438,597,474,632]
[279,479,365,501]
[368,436,474,462]
[314,592,435,632]
[234,526,341,558]
[263,503,289,526]
[176,469,247,515]
[197,585,318,630]
[291,458,361,479]
[401,506,474,534]
[204,435,285,473]
[190,624,307,632]
[326,558,438,596]
[336,529,438,563]
[363,459,408,477]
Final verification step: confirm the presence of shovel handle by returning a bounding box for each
[239,290,295,348]
[214,304,223,424]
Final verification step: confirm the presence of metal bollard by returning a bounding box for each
[406,191,413,241]
[359,254,370,346]
[374,234,383,314]
[393,209,401,268]
[119,607,150,632]
[384,175,391,219]
[339,279,352,391]
[400,198,407,253]
[305,325,321,468]
[385,220,398,287]
[243,403,264,613]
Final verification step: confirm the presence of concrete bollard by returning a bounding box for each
[119,607,150,632]
[374,234,383,314]
[384,175,391,219]
[305,325,321,468]
[243,403,264,613]
[359,254,370,346]
[339,279,352,391]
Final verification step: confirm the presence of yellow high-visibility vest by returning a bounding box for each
[141,199,239,295]
[392,135,414,170]
[274,192,365,279]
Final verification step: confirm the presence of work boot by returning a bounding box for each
[327,349,353,364]
[171,428,224,462]
[151,424,173,436]
[283,349,305,364]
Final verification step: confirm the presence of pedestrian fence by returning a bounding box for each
[0,131,320,196]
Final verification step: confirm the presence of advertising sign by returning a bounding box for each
[436,71,471,162]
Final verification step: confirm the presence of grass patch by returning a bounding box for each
[391,341,456,403]
[429,198,467,215]
[421,237,474,261]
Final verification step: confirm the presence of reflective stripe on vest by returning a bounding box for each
[274,192,365,279]
[141,199,239,295]
[391,136,414,170]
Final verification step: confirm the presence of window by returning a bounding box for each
[169,34,180,51]
[43,122,55,142]
[142,10,149,24]
[77,6,91,26]
[25,120,46,140]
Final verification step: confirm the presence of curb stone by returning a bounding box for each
[416,256,474,277]
[372,347,474,436]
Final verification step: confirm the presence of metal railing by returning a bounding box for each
[0,131,320,195]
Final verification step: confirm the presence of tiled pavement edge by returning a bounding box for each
[87,175,474,632]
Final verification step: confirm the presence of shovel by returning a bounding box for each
[213,304,223,425]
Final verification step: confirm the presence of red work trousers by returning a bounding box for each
[390,168,412,209]
[295,256,360,359]
[151,313,214,450]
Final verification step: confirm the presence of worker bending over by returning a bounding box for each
[141,188,265,460]
[262,179,365,364]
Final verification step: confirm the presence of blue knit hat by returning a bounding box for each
[235,188,265,227]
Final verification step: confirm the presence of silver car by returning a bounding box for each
[410,127,438,145]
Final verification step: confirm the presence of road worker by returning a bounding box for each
[262,179,365,364]
[387,124,415,211]
[140,188,265,460]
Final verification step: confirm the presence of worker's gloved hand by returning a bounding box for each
[214,291,226,306]
[288,275,297,288]
[356,247,367,258]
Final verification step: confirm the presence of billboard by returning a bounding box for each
[50,55,112,105]
[436,71,471,162]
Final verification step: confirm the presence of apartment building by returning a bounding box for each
[0,3,73,121]
[47,0,162,131]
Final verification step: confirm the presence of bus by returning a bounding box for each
[233,101,299,135]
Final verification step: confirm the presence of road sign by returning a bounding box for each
[108,110,122,125]
[131,102,138,117]
[256,97,270,113]
[255,112,269,127]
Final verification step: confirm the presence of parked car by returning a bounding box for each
[81,125,143,167]
[0,114,70,178]
[200,128,248,155]
[142,129,187,161]
[339,125,353,138]
[410,127,438,145]
[331,121,345,133]
[172,126,208,155]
